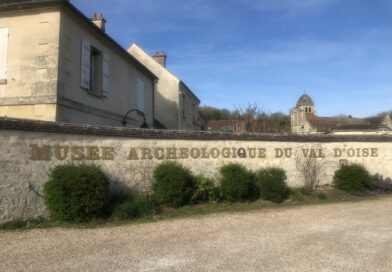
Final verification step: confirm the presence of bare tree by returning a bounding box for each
[235,103,270,133]
[295,146,326,195]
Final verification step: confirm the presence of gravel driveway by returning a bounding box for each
[1,197,392,272]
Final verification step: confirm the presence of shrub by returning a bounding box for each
[44,163,110,222]
[333,163,373,192]
[153,161,195,207]
[372,174,392,193]
[192,176,221,203]
[112,195,154,221]
[317,192,328,200]
[290,189,307,202]
[256,167,290,203]
[219,163,257,202]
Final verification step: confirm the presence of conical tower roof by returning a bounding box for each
[296,94,314,107]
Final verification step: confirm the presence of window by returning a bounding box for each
[0,28,8,84]
[81,40,109,97]
[136,78,145,112]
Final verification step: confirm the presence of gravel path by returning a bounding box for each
[1,197,392,272]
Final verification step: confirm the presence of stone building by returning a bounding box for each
[128,44,201,130]
[0,0,157,128]
[291,94,392,135]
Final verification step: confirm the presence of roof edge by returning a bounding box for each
[1,117,392,142]
[0,0,158,81]
[130,43,201,103]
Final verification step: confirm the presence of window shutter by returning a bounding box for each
[102,53,109,97]
[0,28,9,82]
[81,39,91,90]
[137,78,145,112]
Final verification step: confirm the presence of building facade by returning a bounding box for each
[291,94,392,135]
[0,0,157,128]
[128,44,201,130]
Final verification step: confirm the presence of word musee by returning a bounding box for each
[29,144,379,161]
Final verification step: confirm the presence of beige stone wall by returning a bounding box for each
[128,44,180,129]
[128,44,201,130]
[1,126,392,223]
[0,8,60,120]
[179,83,200,130]
[0,6,155,128]
[56,104,143,127]
[57,10,154,127]
[291,108,316,134]
[331,130,392,135]
[0,104,57,121]
[291,108,303,134]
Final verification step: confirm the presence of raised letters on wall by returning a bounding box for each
[29,144,379,161]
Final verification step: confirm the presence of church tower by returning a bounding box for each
[291,94,316,134]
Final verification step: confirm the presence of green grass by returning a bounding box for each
[0,217,48,230]
[0,188,386,231]
[152,188,364,221]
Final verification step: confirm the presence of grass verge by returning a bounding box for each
[0,188,387,231]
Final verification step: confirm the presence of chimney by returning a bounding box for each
[152,52,167,67]
[91,12,106,32]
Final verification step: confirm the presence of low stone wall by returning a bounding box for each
[1,118,392,223]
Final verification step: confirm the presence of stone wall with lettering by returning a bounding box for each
[1,118,392,223]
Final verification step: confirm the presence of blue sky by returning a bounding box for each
[71,0,392,117]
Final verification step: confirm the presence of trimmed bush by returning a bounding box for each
[112,195,154,221]
[44,163,110,222]
[192,176,221,203]
[372,174,392,193]
[333,163,373,192]
[153,161,195,207]
[317,192,328,200]
[219,163,257,202]
[256,167,290,203]
[289,189,306,202]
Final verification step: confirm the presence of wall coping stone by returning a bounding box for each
[1,117,392,142]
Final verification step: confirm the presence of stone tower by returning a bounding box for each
[291,94,316,134]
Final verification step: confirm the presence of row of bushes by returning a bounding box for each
[153,162,291,207]
[43,161,379,223]
[43,162,291,222]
